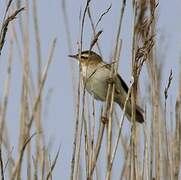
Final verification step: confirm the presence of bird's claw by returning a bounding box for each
[107,77,116,84]
[101,116,109,124]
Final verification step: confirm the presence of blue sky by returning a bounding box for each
[0,0,181,179]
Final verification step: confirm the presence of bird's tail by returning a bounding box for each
[135,105,144,123]
[116,99,144,123]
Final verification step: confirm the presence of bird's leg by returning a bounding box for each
[102,76,117,124]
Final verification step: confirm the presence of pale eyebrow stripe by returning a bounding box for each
[81,55,88,59]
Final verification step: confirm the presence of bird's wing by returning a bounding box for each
[104,63,129,93]
[117,74,129,93]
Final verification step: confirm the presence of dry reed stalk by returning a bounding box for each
[61,0,77,106]
[88,98,96,178]
[87,8,102,56]
[0,6,24,55]
[119,139,129,179]
[0,38,13,146]
[0,1,24,180]
[11,132,37,180]
[16,2,30,179]
[163,70,173,180]
[71,60,81,180]
[85,6,113,178]
[0,148,4,180]
[86,93,96,179]
[87,3,112,56]
[82,103,90,178]
[3,127,14,177]
[109,78,133,176]
[27,38,57,132]
[27,143,31,180]
[0,1,60,179]
[11,23,22,58]
[80,33,106,180]
[80,0,91,53]
[142,110,149,180]
[0,1,23,148]
[32,0,46,178]
[144,6,162,180]
[43,147,52,180]
[11,37,57,180]
[105,1,126,177]
[129,1,155,179]
[98,1,125,179]
[61,5,80,173]
[32,0,41,82]
[174,100,181,179]
[129,3,137,180]
[32,156,38,179]
[76,2,92,179]
[46,146,61,180]
[70,3,87,179]
[131,1,159,179]
[0,38,13,179]
[173,53,181,179]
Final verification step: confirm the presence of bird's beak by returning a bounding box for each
[68,54,78,59]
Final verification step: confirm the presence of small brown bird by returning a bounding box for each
[69,51,144,123]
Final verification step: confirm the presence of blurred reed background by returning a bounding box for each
[0,0,180,180]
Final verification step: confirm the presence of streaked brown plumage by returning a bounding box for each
[69,51,144,123]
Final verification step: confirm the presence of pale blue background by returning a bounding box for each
[0,0,180,179]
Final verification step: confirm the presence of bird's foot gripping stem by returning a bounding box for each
[106,76,116,85]
[101,116,109,124]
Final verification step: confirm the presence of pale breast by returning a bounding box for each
[81,62,111,101]
[81,62,110,80]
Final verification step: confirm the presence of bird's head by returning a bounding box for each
[68,50,102,66]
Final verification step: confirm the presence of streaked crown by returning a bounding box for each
[69,50,102,64]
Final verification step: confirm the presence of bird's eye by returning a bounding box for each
[81,55,88,59]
